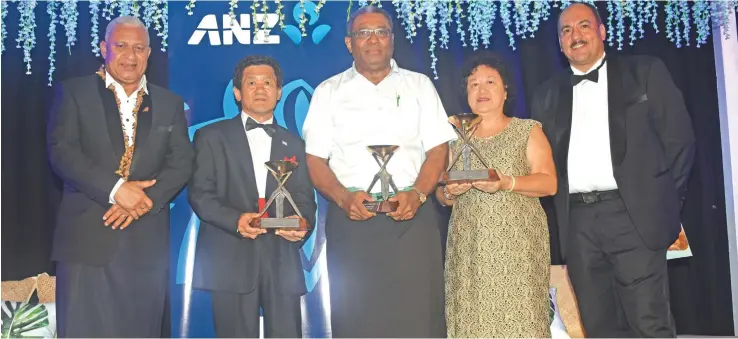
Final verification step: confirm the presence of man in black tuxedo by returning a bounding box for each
[47,16,193,337]
[530,3,695,337]
[189,55,316,338]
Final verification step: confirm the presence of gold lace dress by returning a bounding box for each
[445,118,551,338]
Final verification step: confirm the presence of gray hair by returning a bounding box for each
[105,16,150,46]
[346,5,394,36]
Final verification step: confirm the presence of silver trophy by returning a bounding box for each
[250,160,309,230]
[364,145,400,213]
[441,113,499,184]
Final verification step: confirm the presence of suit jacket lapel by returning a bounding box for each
[129,92,153,176]
[99,80,126,163]
[554,73,573,179]
[606,57,627,167]
[226,116,259,212]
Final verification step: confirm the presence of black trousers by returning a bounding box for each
[209,245,302,338]
[326,203,446,338]
[566,197,676,337]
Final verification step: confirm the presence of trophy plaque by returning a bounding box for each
[440,113,500,184]
[363,145,400,213]
[250,160,310,230]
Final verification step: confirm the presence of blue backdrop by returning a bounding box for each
[166,1,532,336]
[167,1,354,337]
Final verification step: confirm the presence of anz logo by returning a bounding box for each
[188,0,331,46]
[188,14,280,45]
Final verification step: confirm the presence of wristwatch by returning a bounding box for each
[411,187,427,204]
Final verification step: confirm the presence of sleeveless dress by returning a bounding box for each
[445,117,551,338]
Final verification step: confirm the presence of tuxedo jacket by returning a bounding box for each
[47,74,194,269]
[189,116,316,295]
[530,55,696,259]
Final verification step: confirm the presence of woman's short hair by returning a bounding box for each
[460,51,516,117]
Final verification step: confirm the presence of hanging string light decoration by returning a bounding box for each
[2,1,738,84]
[16,0,37,75]
[90,0,101,56]
[1,0,10,54]
[47,0,58,85]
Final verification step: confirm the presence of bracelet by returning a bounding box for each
[505,175,516,192]
[442,186,456,200]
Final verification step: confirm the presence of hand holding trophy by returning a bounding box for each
[363,145,400,213]
[440,113,500,184]
[250,159,310,231]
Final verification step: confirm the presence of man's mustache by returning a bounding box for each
[571,40,587,49]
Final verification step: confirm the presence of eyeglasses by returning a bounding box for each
[349,28,392,39]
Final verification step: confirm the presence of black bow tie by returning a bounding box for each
[570,59,606,86]
[245,118,276,137]
[571,71,599,86]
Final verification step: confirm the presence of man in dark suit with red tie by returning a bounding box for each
[531,2,695,337]
[188,55,316,338]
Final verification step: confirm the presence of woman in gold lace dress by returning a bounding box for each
[436,52,558,338]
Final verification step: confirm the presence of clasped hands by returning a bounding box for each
[103,180,156,230]
[339,190,421,222]
[237,213,307,242]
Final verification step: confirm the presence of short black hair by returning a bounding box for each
[460,51,516,117]
[559,2,603,27]
[346,5,394,36]
[232,54,283,90]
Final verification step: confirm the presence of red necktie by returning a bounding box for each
[258,198,269,218]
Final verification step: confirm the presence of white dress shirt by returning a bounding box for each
[567,53,619,193]
[241,113,273,198]
[107,72,149,204]
[302,59,457,194]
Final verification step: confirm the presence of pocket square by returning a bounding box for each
[282,140,288,146]
[156,125,173,132]
[284,155,296,162]
[627,94,648,107]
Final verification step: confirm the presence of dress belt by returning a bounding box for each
[569,189,620,204]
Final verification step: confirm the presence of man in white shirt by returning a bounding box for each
[47,16,193,337]
[531,3,695,337]
[189,55,316,338]
[302,5,456,338]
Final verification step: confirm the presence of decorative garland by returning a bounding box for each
[1,0,737,84]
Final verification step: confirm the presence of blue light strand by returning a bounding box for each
[1,0,10,54]
[454,0,466,47]
[16,0,37,75]
[499,0,515,49]
[680,1,691,47]
[606,1,615,47]
[423,0,439,79]
[60,0,78,53]
[47,0,58,86]
[438,0,451,49]
[624,0,636,47]
[614,0,624,50]
[467,0,480,50]
[692,0,709,47]
[89,0,100,56]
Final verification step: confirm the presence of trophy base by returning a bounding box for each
[363,201,399,213]
[440,169,500,184]
[251,217,310,231]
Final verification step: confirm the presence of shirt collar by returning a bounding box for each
[571,52,606,75]
[345,58,401,83]
[241,111,274,128]
[105,70,149,95]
